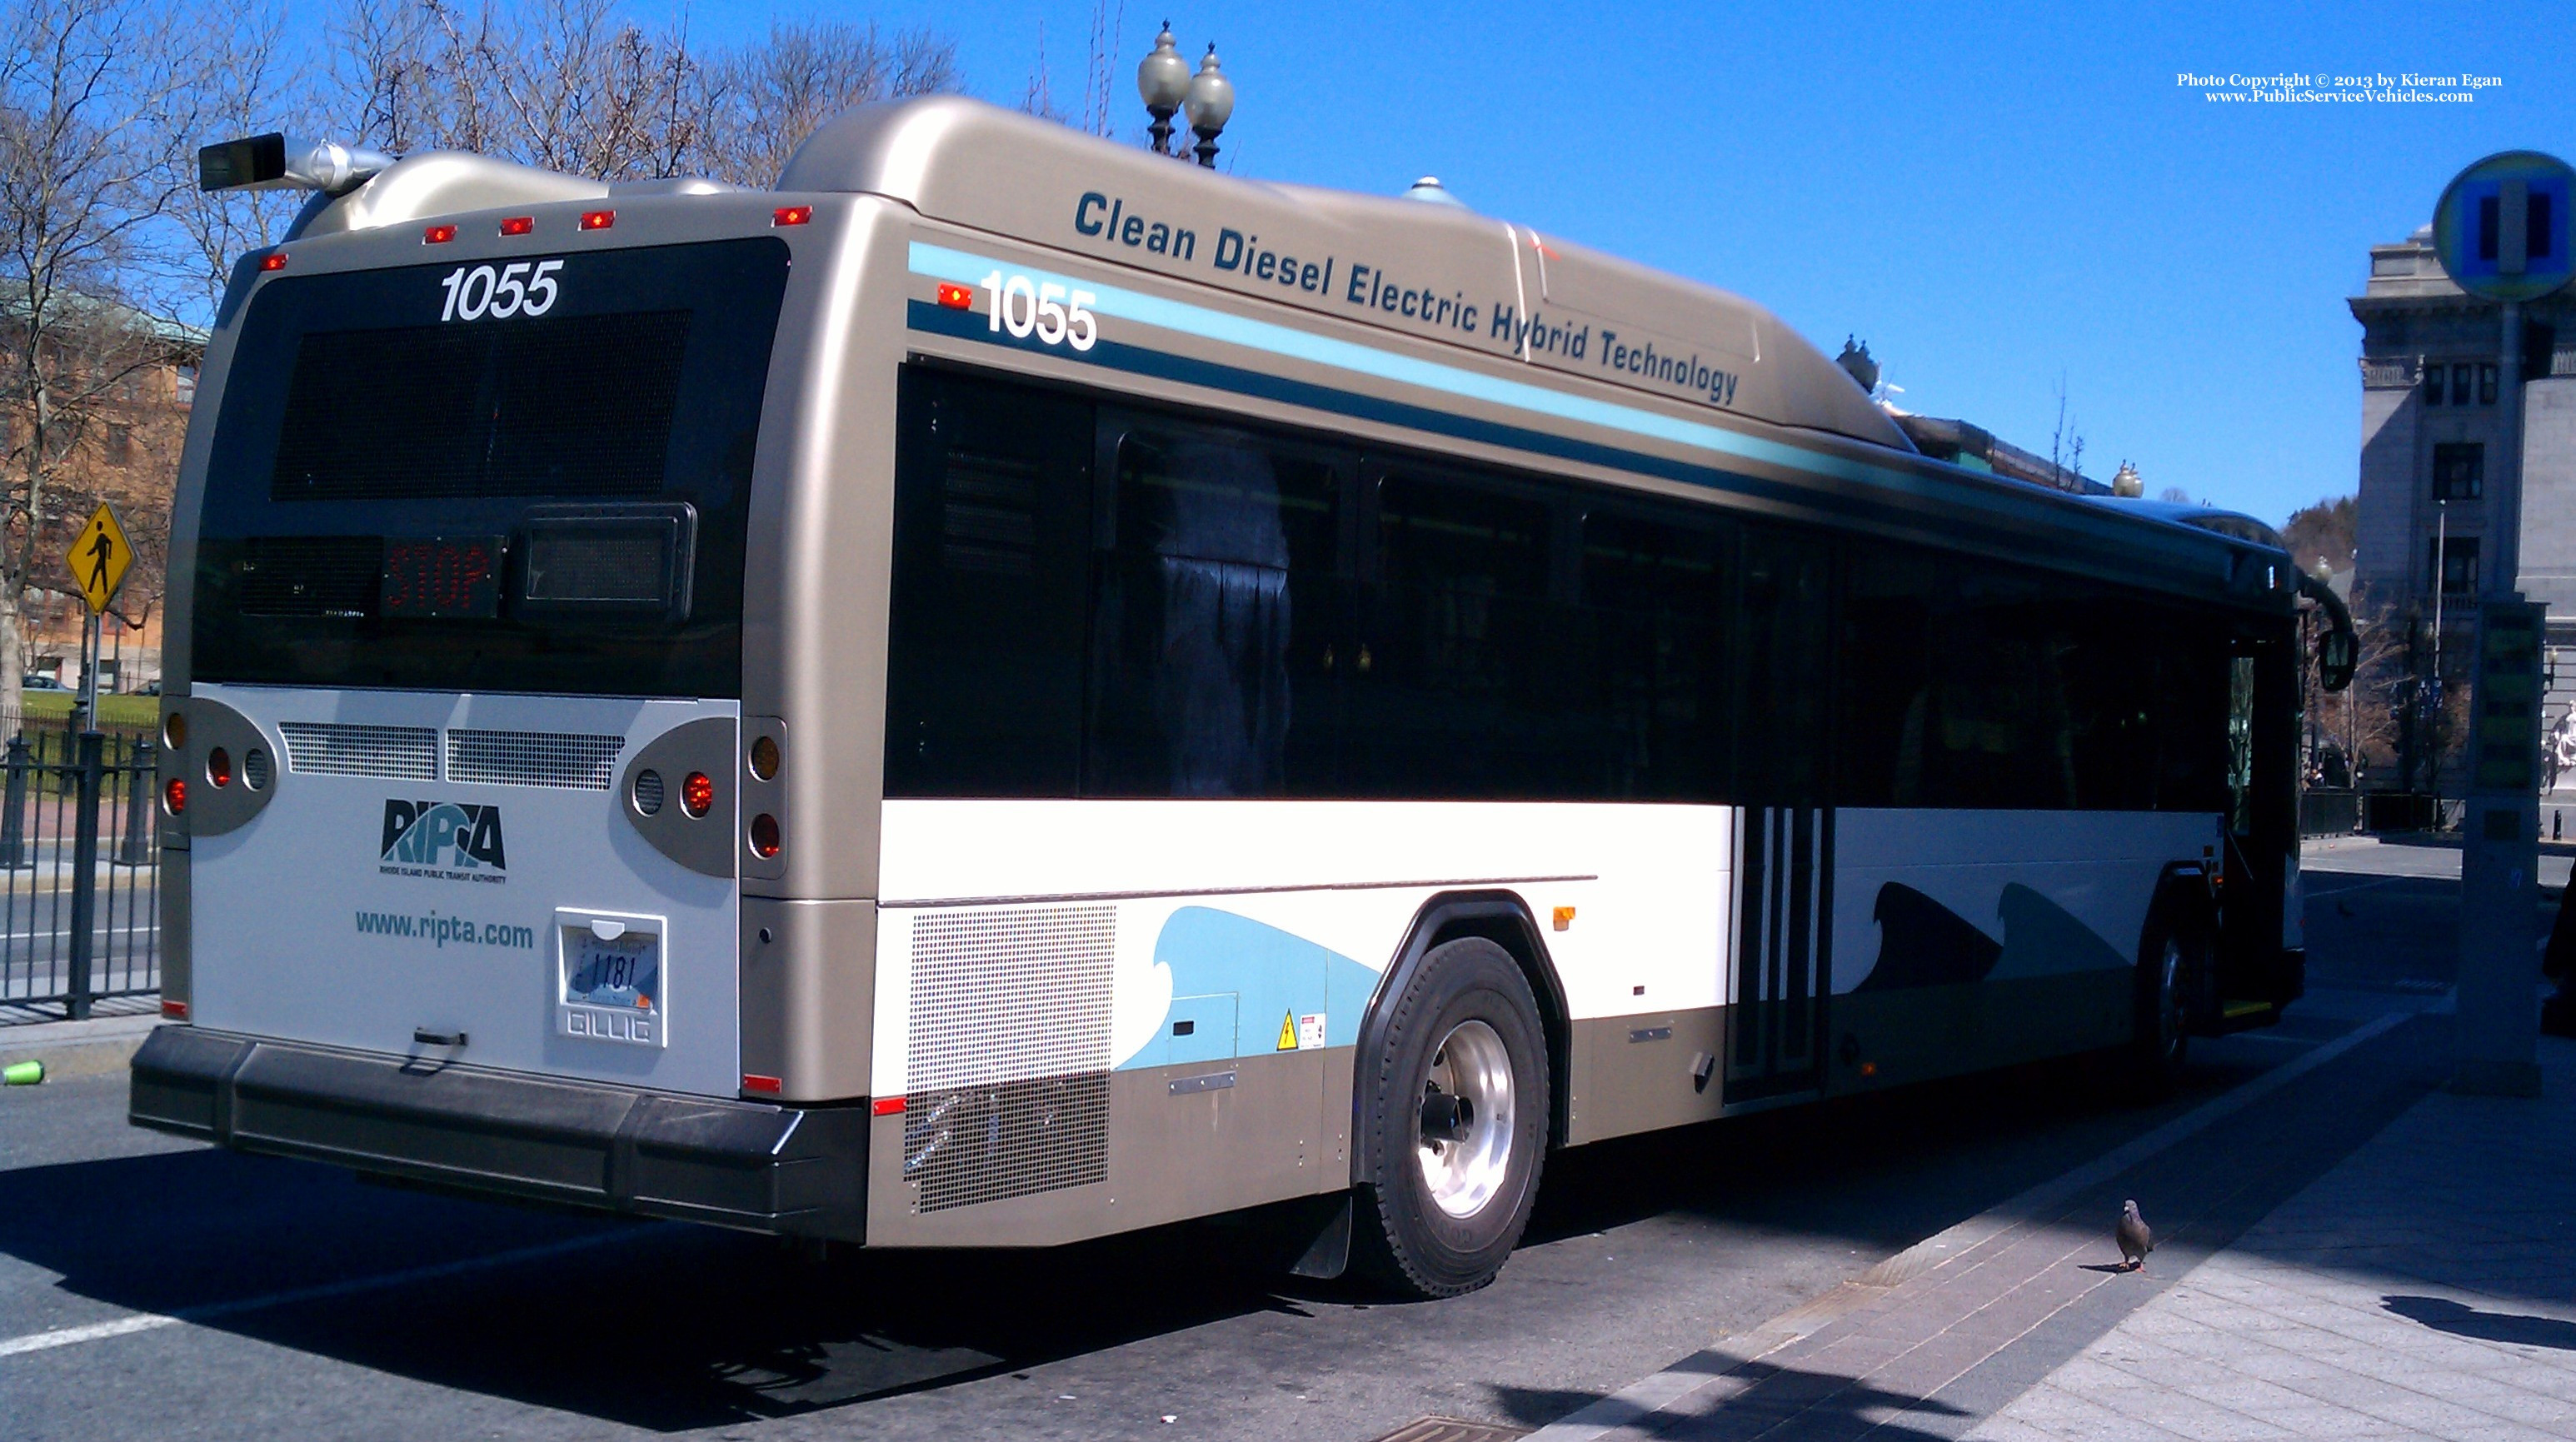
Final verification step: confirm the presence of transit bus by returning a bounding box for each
[132,98,2339,1297]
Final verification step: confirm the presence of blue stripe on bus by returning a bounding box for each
[903,298,2199,576]
[902,242,2226,578]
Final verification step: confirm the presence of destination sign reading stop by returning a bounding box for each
[63,502,133,616]
[2434,150,2576,302]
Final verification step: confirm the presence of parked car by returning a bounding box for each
[21,674,67,692]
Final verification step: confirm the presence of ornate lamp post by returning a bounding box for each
[1182,44,1233,168]
[1136,24,1190,158]
[1138,27,1234,167]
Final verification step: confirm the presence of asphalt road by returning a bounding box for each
[0,850,2471,1442]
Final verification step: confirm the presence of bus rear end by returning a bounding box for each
[129,186,865,1235]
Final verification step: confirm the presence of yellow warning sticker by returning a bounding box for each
[1276,1010,1299,1051]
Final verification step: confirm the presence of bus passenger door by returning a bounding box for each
[1726,530,1833,1104]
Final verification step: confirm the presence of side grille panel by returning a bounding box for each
[446,730,625,791]
[904,906,1116,1214]
[277,721,438,781]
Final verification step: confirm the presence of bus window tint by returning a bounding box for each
[1734,530,1834,807]
[1574,509,1730,800]
[884,370,1091,797]
[1086,428,1342,797]
[1355,472,1558,797]
[1842,546,2216,812]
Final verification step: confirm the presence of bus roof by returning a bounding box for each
[777,97,1911,456]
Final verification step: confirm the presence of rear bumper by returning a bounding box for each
[129,1026,866,1240]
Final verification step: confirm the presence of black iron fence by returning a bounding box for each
[0,721,159,1021]
[2300,788,2363,836]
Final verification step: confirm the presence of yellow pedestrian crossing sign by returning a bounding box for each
[65,503,132,616]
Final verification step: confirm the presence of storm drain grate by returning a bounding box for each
[1365,1420,1530,1442]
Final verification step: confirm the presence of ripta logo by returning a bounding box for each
[380,800,508,871]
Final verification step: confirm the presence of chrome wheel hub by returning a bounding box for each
[1415,1019,1515,1220]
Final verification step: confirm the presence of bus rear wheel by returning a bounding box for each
[1354,936,1550,1299]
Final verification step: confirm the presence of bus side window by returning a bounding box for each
[1573,508,1731,801]
[1836,541,1934,807]
[1085,425,1344,798]
[1354,469,1560,798]
[1734,528,1834,807]
[884,369,1093,798]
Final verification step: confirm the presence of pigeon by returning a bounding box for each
[2117,1200,2154,1272]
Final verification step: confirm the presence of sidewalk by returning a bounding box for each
[1966,1036,2576,1442]
[1525,1001,2489,1442]
[0,1010,159,1078]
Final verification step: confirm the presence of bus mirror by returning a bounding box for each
[2318,629,2356,693]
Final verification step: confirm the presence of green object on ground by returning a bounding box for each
[3,1059,43,1085]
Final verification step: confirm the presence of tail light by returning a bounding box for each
[207,748,232,788]
[749,813,781,858]
[499,216,534,236]
[772,205,811,227]
[681,771,713,818]
[164,778,187,814]
[579,209,615,230]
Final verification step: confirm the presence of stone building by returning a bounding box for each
[0,297,201,695]
[2349,222,2576,790]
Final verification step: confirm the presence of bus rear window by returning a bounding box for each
[190,237,787,699]
[270,312,689,501]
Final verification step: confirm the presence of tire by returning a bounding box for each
[1352,936,1551,1299]
[2126,891,2207,1100]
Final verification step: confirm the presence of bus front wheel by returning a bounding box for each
[2127,892,2210,1099]
[1354,936,1550,1299]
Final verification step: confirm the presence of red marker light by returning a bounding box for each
[499,216,534,236]
[164,778,187,814]
[871,1095,907,1116]
[162,998,189,1020]
[936,282,974,310]
[772,205,812,227]
[579,209,615,231]
[741,1073,782,1095]
[422,223,457,243]
[681,771,713,818]
[259,252,288,272]
[749,813,781,858]
[207,748,233,789]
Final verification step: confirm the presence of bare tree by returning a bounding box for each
[169,16,308,322]
[327,0,703,182]
[2048,372,2084,490]
[2,0,227,725]
[695,20,959,186]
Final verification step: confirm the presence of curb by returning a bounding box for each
[0,1015,158,1082]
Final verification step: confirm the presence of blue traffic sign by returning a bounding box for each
[2434,151,2576,302]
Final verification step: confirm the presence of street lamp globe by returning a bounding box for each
[1182,44,1233,167]
[1136,23,1189,155]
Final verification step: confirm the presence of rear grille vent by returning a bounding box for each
[234,536,385,616]
[277,722,437,780]
[904,905,1116,1213]
[446,730,624,791]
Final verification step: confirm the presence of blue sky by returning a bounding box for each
[662,0,2572,529]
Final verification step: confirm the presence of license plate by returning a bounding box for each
[559,914,663,1046]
